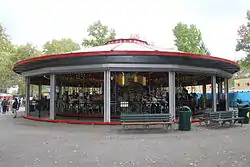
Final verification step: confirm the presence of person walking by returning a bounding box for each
[1,98,8,114]
[12,98,18,118]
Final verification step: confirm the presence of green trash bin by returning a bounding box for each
[178,106,191,131]
[238,105,250,124]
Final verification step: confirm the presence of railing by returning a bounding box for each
[56,101,104,115]
[56,100,169,116]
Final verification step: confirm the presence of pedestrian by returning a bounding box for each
[12,98,18,118]
[1,98,8,114]
[17,98,21,110]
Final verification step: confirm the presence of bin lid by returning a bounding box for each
[179,106,192,112]
[238,104,250,108]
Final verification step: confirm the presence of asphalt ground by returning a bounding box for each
[0,111,250,167]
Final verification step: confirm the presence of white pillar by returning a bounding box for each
[104,70,111,122]
[169,72,176,121]
[202,84,206,109]
[224,78,229,111]
[25,77,30,116]
[50,74,56,120]
[212,76,217,112]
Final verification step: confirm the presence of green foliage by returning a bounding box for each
[10,44,41,95]
[236,10,250,57]
[0,24,14,53]
[82,20,116,47]
[199,41,211,56]
[172,22,207,55]
[0,24,41,94]
[0,52,13,87]
[12,43,41,63]
[43,38,80,55]
[0,24,15,92]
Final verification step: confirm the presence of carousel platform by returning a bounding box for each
[24,110,202,125]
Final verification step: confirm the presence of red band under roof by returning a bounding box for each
[14,50,239,67]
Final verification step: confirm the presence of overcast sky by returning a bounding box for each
[0,0,249,60]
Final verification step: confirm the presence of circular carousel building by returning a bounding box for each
[13,39,240,124]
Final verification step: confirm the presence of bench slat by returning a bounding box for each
[120,113,173,124]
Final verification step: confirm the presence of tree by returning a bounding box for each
[236,10,250,58]
[12,43,41,63]
[9,44,41,95]
[172,22,206,55]
[199,41,211,56]
[43,38,80,55]
[0,24,42,94]
[0,24,14,53]
[82,20,116,47]
[0,52,13,91]
[0,24,15,91]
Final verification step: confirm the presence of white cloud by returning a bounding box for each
[0,0,249,60]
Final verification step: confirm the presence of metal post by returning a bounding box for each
[25,77,30,116]
[58,86,62,97]
[212,76,217,112]
[38,84,42,100]
[218,80,223,100]
[50,73,56,120]
[169,72,176,121]
[104,70,111,122]
[30,85,33,98]
[202,84,206,109]
[224,78,229,111]
[38,84,42,118]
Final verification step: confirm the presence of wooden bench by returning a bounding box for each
[199,111,245,127]
[232,110,245,127]
[198,112,219,126]
[210,111,234,126]
[120,113,174,131]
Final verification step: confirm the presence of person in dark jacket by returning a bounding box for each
[1,98,8,114]
[12,98,18,118]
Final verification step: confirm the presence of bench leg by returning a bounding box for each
[233,120,237,126]
[229,121,232,127]
[163,124,167,131]
[205,120,210,126]
[204,120,208,126]
[199,119,205,126]
[144,125,149,129]
[168,124,172,132]
[198,120,202,126]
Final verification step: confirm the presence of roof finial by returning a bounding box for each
[106,38,148,45]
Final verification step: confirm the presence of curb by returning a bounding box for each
[23,116,201,125]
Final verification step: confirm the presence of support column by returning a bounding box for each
[202,84,206,109]
[38,84,42,100]
[224,78,229,111]
[169,72,176,121]
[30,85,33,98]
[104,70,111,122]
[50,73,56,120]
[25,77,30,116]
[218,80,223,100]
[212,76,217,112]
[58,86,62,98]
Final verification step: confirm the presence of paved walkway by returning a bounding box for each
[0,112,250,167]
